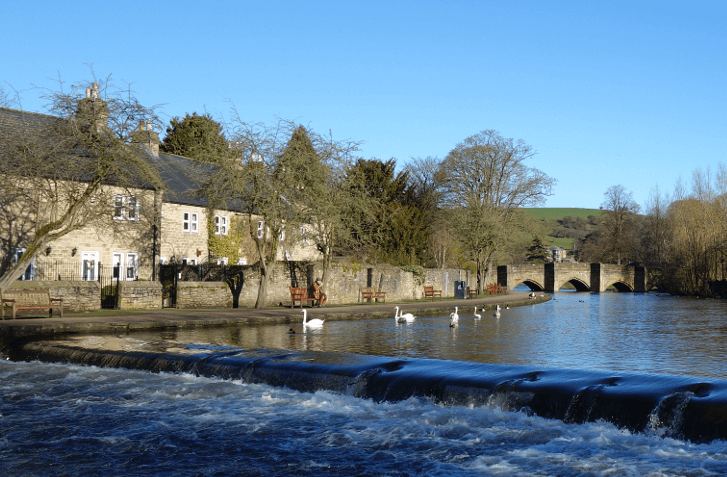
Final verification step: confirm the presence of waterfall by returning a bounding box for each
[13,340,727,444]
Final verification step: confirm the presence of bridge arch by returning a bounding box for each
[515,279,545,291]
[555,277,590,292]
[604,281,634,292]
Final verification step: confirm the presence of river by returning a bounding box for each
[2,291,726,476]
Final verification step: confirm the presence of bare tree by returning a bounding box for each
[599,185,640,265]
[0,76,163,292]
[196,110,364,308]
[438,130,555,292]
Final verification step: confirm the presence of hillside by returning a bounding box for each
[523,207,602,222]
[524,208,602,251]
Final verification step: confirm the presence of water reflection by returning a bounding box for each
[131,292,727,379]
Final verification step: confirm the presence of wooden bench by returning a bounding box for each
[466,286,478,299]
[1,290,63,320]
[487,284,503,295]
[360,287,386,304]
[423,285,442,301]
[289,287,317,308]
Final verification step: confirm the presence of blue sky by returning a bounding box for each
[2,1,725,209]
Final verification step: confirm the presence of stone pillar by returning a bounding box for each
[497,265,509,290]
[590,262,603,292]
[633,266,647,292]
[544,262,556,292]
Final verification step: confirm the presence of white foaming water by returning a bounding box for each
[1,359,725,476]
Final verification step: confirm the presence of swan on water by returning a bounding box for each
[494,304,501,318]
[473,306,481,319]
[302,309,324,329]
[449,306,459,326]
[394,306,416,323]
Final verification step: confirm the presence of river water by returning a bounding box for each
[2,291,727,476]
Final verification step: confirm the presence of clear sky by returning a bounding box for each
[2,1,725,209]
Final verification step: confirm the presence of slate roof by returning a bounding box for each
[0,106,230,210]
[148,153,210,207]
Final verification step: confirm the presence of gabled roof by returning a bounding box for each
[0,106,238,211]
[148,153,211,208]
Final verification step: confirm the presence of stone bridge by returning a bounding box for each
[497,263,647,293]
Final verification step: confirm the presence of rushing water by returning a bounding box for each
[2,291,727,476]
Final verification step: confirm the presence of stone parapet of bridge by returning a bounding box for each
[497,263,647,293]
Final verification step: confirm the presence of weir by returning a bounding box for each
[14,340,727,444]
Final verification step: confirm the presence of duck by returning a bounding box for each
[394,306,416,323]
[302,309,324,329]
[473,306,482,319]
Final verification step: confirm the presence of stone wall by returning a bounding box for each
[118,281,162,310]
[8,280,100,312]
[176,281,234,309]
[170,263,474,309]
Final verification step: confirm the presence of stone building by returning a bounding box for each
[0,102,321,286]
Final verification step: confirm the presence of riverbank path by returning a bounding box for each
[0,291,547,340]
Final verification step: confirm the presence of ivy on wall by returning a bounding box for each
[207,216,249,263]
[400,265,425,285]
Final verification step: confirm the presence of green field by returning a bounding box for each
[523,208,602,251]
[523,207,602,222]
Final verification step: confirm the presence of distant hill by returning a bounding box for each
[524,208,602,251]
[523,207,602,222]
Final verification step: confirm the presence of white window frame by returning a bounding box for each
[301,226,308,245]
[14,247,35,281]
[279,224,285,242]
[126,253,138,280]
[183,211,199,233]
[214,215,228,235]
[81,251,99,281]
[112,252,124,279]
[113,195,139,221]
[257,220,264,239]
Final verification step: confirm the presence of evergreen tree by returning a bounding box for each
[526,236,550,263]
[346,158,430,265]
[160,112,229,162]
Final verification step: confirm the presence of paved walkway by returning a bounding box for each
[0,291,548,341]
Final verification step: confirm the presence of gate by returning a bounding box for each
[99,264,120,309]
[159,263,178,308]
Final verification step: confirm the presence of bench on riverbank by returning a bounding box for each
[487,284,504,295]
[1,290,63,319]
[424,286,442,301]
[360,287,386,304]
[290,287,317,308]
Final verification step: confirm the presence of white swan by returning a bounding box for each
[449,306,459,326]
[302,309,324,329]
[473,306,481,319]
[494,304,501,318]
[395,306,416,323]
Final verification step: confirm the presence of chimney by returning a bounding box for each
[77,82,108,132]
[132,120,160,157]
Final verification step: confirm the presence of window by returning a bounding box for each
[14,248,34,281]
[257,221,264,239]
[279,224,285,241]
[114,196,124,220]
[81,251,99,281]
[113,195,139,221]
[127,197,138,220]
[301,226,308,245]
[183,211,199,233]
[214,215,228,235]
[126,253,138,280]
